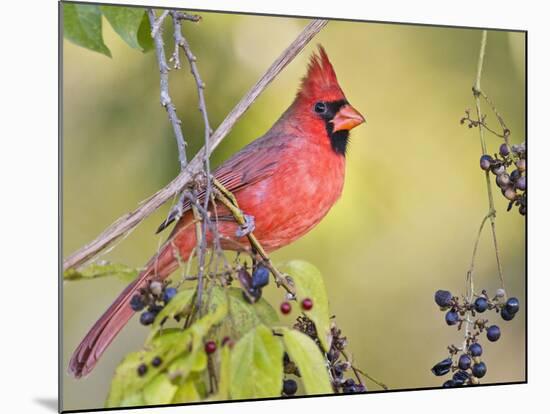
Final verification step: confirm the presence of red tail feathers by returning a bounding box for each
[68,248,177,378]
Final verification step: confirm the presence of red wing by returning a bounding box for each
[156,133,286,234]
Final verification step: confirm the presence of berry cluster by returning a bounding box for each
[130,280,177,326]
[238,264,270,303]
[326,325,366,393]
[479,142,526,216]
[432,289,520,386]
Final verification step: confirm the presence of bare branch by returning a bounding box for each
[150,10,169,39]
[147,9,188,170]
[63,19,329,271]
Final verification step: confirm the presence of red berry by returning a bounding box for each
[301,298,313,311]
[204,340,217,354]
[280,301,292,314]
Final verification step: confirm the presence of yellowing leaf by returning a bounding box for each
[171,378,201,404]
[280,260,332,350]
[63,262,139,282]
[230,324,283,399]
[281,328,333,395]
[143,374,177,405]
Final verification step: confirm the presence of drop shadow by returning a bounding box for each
[34,397,58,412]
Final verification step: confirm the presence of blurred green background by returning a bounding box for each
[62,8,526,411]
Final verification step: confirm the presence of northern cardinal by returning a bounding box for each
[69,46,365,378]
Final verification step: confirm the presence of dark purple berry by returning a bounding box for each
[452,370,470,385]
[496,174,511,188]
[487,325,501,342]
[163,287,177,303]
[237,267,253,290]
[474,297,488,313]
[501,306,515,321]
[283,379,298,395]
[130,294,145,312]
[205,340,217,354]
[499,143,510,157]
[443,380,457,388]
[502,187,517,201]
[137,363,148,376]
[151,356,162,367]
[139,311,155,326]
[469,343,483,357]
[515,176,526,191]
[510,169,521,181]
[516,159,526,172]
[242,287,262,304]
[519,205,526,216]
[479,155,493,171]
[505,297,520,315]
[458,354,472,370]
[434,290,453,308]
[445,310,459,326]
[301,298,313,311]
[431,358,453,376]
[472,362,487,378]
[251,265,270,289]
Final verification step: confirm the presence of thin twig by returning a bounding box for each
[63,19,329,271]
[478,89,511,145]
[147,9,188,171]
[472,30,506,290]
[173,11,201,22]
[172,14,216,315]
[150,10,170,39]
[340,349,388,390]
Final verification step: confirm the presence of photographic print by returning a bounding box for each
[61,1,526,411]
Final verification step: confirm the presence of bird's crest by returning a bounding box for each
[297,45,343,101]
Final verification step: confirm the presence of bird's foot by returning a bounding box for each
[236,213,256,237]
[156,193,186,234]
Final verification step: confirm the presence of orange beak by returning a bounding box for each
[331,104,365,132]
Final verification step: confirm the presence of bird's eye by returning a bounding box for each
[314,102,327,114]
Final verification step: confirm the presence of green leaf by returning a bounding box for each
[106,330,192,407]
[100,5,151,51]
[143,374,177,405]
[280,260,332,351]
[171,377,201,403]
[147,288,196,341]
[137,12,154,52]
[63,263,139,283]
[63,3,111,57]
[207,287,279,338]
[230,324,284,399]
[106,302,226,408]
[281,328,333,395]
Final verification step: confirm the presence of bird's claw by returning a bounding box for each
[236,213,256,237]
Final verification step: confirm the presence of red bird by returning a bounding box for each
[69,46,365,378]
